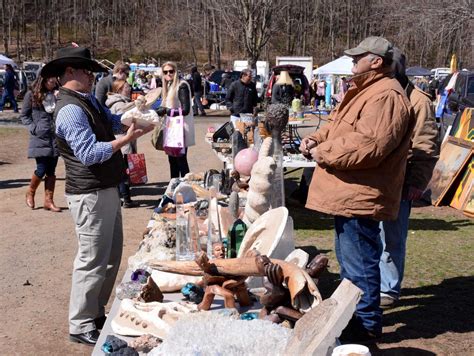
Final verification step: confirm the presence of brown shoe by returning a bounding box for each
[26,174,42,209]
[44,176,61,212]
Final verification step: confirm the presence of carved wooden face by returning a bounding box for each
[212,242,225,259]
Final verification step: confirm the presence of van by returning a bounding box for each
[431,68,450,80]
[265,65,312,104]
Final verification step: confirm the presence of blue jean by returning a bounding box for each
[34,156,59,178]
[0,90,18,111]
[193,91,205,115]
[379,200,412,299]
[335,216,383,334]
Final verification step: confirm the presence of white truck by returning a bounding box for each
[275,56,313,82]
[233,60,270,98]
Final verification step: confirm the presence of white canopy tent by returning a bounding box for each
[0,54,16,67]
[313,55,353,76]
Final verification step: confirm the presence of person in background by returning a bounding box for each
[191,66,206,117]
[0,64,19,112]
[221,72,234,91]
[379,48,439,308]
[271,70,295,105]
[105,79,139,208]
[225,68,258,124]
[315,79,326,107]
[300,36,414,342]
[94,61,130,106]
[156,61,195,178]
[20,71,61,212]
[42,46,152,345]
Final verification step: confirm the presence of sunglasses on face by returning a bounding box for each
[163,70,175,75]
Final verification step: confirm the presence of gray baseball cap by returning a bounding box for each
[344,36,394,58]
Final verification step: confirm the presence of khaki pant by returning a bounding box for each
[66,187,123,334]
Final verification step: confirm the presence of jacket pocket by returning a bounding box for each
[34,120,53,139]
[29,123,36,136]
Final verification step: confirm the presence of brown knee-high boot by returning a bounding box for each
[26,174,42,209]
[44,175,61,212]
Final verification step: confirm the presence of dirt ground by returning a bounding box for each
[0,111,472,355]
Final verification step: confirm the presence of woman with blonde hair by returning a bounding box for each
[271,70,295,105]
[156,61,195,178]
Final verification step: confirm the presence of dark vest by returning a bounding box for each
[54,87,124,194]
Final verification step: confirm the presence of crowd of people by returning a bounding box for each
[10,33,443,347]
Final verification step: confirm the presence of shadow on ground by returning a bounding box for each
[0,178,30,189]
[381,276,474,343]
[295,243,473,355]
[372,346,436,355]
[408,218,473,231]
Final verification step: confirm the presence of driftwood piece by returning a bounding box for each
[283,279,362,356]
[149,256,322,313]
[275,306,304,322]
[306,254,329,279]
[198,285,236,310]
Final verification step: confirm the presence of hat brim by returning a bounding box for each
[41,57,108,78]
[344,47,369,57]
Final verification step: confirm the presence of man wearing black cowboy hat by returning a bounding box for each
[43,46,153,345]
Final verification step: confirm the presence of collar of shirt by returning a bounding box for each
[68,89,100,110]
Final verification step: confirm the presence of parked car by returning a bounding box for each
[207,70,241,87]
[203,70,241,107]
[265,65,312,105]
[431,67,450,80]
[438,71,474,136]
[0,69,37,99]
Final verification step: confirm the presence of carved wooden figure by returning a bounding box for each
[194,252,252,311]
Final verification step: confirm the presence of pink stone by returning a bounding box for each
[234,148,258,176]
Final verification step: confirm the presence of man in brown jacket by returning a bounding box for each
[379,48,439,307]
[300,36,415,341]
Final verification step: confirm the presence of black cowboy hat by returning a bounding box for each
[41,46,108,78]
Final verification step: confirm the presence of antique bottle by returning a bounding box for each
[206,187,222,258]
[187,205,200,257]
[175,193,192,260]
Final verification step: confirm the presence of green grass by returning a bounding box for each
[291,206,474,287]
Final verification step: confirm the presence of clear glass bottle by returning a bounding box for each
[206,187,222,258]
[187,205,200,258]
[175,193,192,260]
[271,130,285,208]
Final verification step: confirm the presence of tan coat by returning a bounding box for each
[403,86,439,194]
[305,68,415,221]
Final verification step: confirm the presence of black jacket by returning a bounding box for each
[192,71,203,93]
[225,80,258,115]
[20,91,59,158]
[271,83,295,105]
[157,82,192,116]
[95,74,114,106]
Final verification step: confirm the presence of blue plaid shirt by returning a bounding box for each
[55,91,122,166]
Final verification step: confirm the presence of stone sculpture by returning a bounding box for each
[242,137,276,226]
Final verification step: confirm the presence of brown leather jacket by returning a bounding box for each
[305,68,415,220]
[403,85,439,196]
